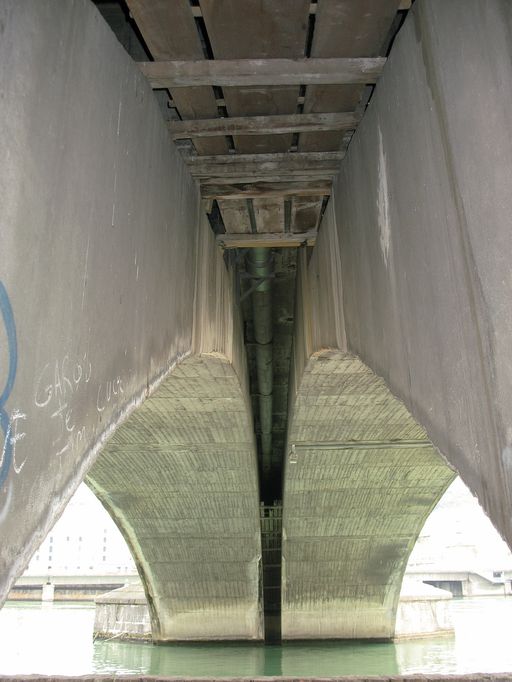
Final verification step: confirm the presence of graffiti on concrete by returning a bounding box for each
[0,282,27,522]
[34,354,92,458]
[0,281,19,488]
[96,376,124,413]
[33,350,127,458]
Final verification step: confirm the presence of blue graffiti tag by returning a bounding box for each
[0,281,18,488]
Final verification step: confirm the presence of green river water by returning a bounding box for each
[1,597,511,676]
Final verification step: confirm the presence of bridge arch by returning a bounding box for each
[281,1,512,637]
[282,216,456,638]
[282,347,454,639]
[87,352,262,641]
[87,222,263,641]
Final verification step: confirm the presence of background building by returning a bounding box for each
[405,478,512,596]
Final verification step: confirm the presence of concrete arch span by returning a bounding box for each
[88,214,263,641]
[87,353,262,641]
[0,0,198,601]
[282,196,455,639]
[282,348,454,639]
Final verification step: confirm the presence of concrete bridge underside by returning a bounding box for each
[1,0,512,643]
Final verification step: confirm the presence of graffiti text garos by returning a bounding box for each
[34,354,91,458]
[34,355,91,408]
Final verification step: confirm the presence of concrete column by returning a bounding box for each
[41,582,54,602]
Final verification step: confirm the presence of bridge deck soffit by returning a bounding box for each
[120,0,409,242]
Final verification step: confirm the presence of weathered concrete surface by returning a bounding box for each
[282,354,453,639]
[87,219,263,641]
[331,0,512,550]
[0,1,199,604]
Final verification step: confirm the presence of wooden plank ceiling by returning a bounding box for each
[128,0,409,242]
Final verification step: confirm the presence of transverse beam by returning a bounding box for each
[169,112,360,139]
[201,181,332,200]
[139,57,386,88]
[186,151,343,178]
[216,230,317,249]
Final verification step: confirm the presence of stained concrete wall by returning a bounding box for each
[331,0,512,550]
[0,0,199,603]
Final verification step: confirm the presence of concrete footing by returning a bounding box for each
[41,583,55,602]
[394,581,454,640]
[94,582,454,642]
[94,585,151,641]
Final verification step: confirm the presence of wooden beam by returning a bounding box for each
[200,174,337,185]
[139,57,386,88]
[200,0,309,156]
[186,151,343,166]
[125,0,230,157]
[169,112,360,139]
[169,94,307,109]
[217,230,317,249]
[192,1,320,17]
[299,1,399,154]
[201,181,331,200]
[186,151,343,178]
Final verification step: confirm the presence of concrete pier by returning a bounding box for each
[395,582,453,640]
[94,585,151,641]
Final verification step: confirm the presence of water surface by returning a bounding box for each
[1,597,512,676]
